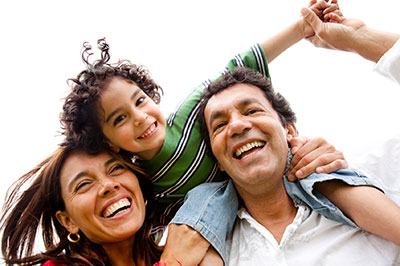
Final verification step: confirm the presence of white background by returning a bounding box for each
[1,0,399,219]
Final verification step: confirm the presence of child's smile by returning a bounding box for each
[101,77,166,160]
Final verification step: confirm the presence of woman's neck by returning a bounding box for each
[102,238,143,266]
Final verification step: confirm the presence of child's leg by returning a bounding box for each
[286,168,400,245]
[315,179,400,245]
[199,246,223,266]
[164,180,238,265]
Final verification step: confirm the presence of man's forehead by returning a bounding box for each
[205,84,269,117]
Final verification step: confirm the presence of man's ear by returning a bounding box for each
[56,210,80,234]
[285,123,297,141]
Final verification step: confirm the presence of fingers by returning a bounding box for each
[325,11,344,23]
[308,0,318,8]
[286,137,348,181]
[288,136,309,154]
[301,7,323,33]
[316,157,348,174]
[322,3,339,15]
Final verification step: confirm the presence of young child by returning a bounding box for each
[60,1,400,265]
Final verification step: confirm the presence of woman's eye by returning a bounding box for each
[75,181,91,192]
[136,97,145,106]
[110,164,125,174]
[113,114,127,126]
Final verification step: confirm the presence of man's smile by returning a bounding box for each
[233,140,266,160]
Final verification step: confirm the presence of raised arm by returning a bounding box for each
[301,5,400,63]
[263,0,340,63]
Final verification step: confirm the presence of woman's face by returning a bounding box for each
[56,151,146,246]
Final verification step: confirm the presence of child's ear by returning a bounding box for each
[285,123,297,141]
[56,211,80,234]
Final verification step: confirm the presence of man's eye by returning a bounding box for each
[213,122,226,132]
[136,97,145,106]
[113,114,127,126]
[247,109,260,115]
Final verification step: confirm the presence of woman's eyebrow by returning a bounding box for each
[67,171,88,191]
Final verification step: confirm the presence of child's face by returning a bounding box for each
[101,77,166,160]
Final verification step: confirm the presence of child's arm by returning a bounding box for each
[287,136,348,181]
[301,4,400,63]
[262,0,338,63]
[315,180,400,245]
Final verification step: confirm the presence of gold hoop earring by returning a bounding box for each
[144,200,148,206]
[67,232,80,243]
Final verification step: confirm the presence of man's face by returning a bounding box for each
[204,83,295,194]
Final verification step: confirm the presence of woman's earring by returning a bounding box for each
[67,232,81,243]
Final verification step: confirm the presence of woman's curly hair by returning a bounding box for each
[60,38,163,154]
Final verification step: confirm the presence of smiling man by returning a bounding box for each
[194,67,400,265]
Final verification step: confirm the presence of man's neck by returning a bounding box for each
[239,181,298,244]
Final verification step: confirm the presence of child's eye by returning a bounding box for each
[113,114,127,126]
[136,97,146,106]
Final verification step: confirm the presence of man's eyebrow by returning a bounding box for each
[208,97,260,125]
[105,88,142,123]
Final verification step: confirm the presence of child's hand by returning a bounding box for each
[160,224,211,266]
[300,0,341,38]
[308,0,341,23]
[286,136,348,181]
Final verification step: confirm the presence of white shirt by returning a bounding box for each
[352,39,400,205]
[374,39,400,84]
[227,205,400,266]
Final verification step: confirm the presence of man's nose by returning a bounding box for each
[227,115,251,137]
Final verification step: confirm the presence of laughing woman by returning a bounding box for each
[0,145,163,266]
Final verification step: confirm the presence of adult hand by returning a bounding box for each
[301,6,366,51]
[287,136,348,181]
[160,224,210,266]
[300,0,341,38]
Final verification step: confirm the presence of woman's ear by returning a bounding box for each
[56,210,80,234]
[218,162,225,172]
[285,123,297,141]
[107,141,120,153]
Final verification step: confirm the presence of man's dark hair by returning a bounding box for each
[60,38,163,154]
[198,67,296,152]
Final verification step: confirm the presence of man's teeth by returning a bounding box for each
[235,141,265,158]
[140,123,156,139]
[103,198,131,218]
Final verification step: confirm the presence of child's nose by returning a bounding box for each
[134,110,148,127]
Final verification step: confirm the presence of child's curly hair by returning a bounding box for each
[60,38,163,154]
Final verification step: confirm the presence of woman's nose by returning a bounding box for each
[98,178,120,197]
